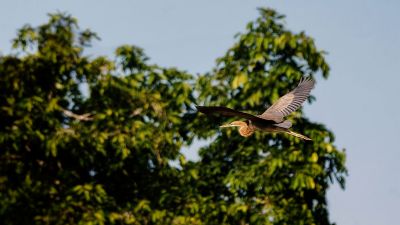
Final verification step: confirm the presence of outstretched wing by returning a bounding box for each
[196,106,274,123]
[260,77,315,120]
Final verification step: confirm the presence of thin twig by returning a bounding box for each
[62,108,93,121]
[131,108,143,116]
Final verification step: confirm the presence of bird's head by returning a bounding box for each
[220,121,248,128]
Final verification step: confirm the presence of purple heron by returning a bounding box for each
[196,77,315,140]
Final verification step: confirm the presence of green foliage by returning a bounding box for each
[0,9,346,225]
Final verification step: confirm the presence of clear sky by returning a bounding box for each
[1,1,400,224]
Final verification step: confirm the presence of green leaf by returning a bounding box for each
[231,72,248,89]
[310,152,318,163]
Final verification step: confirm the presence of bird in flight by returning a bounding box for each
[196,77,315,140]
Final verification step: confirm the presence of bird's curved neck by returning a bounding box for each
[238,123,254,137]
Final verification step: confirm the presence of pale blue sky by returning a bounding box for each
[2,1,400,224]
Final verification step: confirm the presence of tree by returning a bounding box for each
[0,8,346,225]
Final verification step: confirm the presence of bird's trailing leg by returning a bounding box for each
[284,130,312,141]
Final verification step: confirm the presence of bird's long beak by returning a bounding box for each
[219,124,230,128]
[220,124,234,128]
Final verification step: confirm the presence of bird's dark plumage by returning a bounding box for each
[195,106,273,124]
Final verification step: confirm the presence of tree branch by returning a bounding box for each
[62,108,93,121]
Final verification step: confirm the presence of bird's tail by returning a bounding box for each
[285,130,312,141]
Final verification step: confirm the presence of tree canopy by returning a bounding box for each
[0,8,346,225]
